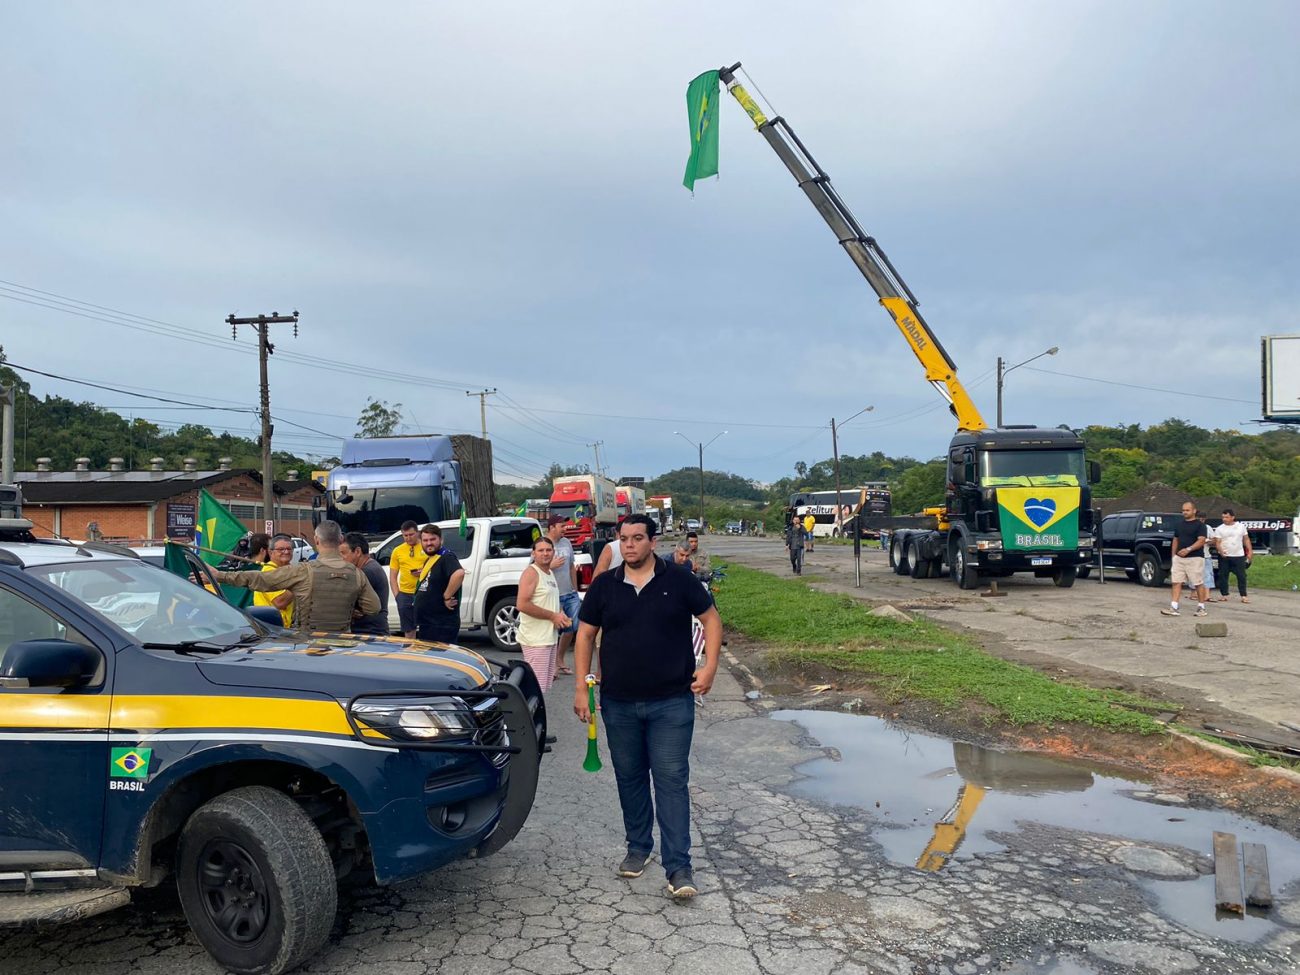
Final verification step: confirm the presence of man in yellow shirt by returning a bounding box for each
[255,534,296,626]
[388,519,429,639]
[803,512,816,552]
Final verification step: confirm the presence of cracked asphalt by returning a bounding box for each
[5,661,1300,975]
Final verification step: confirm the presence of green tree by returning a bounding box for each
[355,398,403,438]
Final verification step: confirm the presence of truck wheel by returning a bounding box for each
[1136,553,1161,587]
[488,595,521,651]
[1076,565,1091,579]
[908,541,931,579]
[891,536,911,576]
[1052,566,1077,588]
[177,786,336,975]
[951,544,980,590]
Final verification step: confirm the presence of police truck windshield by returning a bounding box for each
[33,559,255,647]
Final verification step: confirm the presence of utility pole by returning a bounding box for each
[831,406,873,585]
[586,440,605,477]
[831,417,842,535]
[674,430,726,529]
[466,388,498,438]
[997,347,1058,428]
[228,310,299,534]
[996,357,1004,429]
[1,384,15,485]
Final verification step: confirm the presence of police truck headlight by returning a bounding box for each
[976,539,1002,551]
[350,697,477,742]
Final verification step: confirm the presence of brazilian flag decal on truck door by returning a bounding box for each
[996,487,1080,551]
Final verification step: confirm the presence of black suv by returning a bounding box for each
[1092,510,1181,586]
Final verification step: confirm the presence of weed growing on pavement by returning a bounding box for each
[715,563,1166,734]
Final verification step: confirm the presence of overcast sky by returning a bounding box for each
[3,2,1297,485]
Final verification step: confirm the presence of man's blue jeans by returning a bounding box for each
[601,692,695,876]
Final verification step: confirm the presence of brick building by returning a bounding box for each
[17,456,323,544]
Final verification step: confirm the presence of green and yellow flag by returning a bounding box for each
[459,500,469,538]
[683,70,720,191]
[195,489,248,566]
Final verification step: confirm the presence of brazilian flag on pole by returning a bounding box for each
[682,69,720,192]
[459,500,469,538]
[163,489,252,608]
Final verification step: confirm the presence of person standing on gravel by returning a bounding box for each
[1213,508,1253,603]
[573,513,721,901]
[1162,501,1207,618]
[786,514,805,575]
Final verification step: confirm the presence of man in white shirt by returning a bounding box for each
[1212,508,1253,603]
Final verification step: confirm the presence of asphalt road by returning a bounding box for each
[5,662,1300,975]
[705,535,1300,743]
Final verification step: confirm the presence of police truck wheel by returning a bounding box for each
[1052,566,1077,588]
[488,595,521,651]
[177,786,336,975]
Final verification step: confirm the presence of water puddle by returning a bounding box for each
[772,710,1300,943]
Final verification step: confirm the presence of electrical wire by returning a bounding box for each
[1023,366,1258,406]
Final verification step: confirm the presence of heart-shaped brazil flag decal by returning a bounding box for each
[1023,498,1057,529]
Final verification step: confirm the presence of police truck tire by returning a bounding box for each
[1052,566,1077,588]
[177,786,336,975]
[488,595,521,651]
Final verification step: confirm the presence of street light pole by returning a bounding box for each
[996,346,1058,427]
[674,430,726,530]
[830,405,874,534]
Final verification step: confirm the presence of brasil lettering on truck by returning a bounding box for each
[996,486,1080,552]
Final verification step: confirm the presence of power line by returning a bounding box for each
[493,400,826,430]
[1023,366,1258,405]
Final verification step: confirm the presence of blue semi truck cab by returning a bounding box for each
[0,499,545,975]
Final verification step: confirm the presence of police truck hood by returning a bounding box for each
[197,633,494,696]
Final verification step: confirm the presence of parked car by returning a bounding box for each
[0,534,545,975]
[1089,510,1183,586]
[292,536,315,562]
[373,517,590,647]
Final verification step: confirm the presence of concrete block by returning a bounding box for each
[1196,621,1228,638]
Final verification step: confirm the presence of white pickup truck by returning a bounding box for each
[373,516,587,649]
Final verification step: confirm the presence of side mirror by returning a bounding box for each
[1088,460,1102,484]
[0,639,102,689]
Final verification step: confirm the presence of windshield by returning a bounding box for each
[548,503,588,522]
[328,487,445,536]
[32,559,255,646]
[981,450,1085,487]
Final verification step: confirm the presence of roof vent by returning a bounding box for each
[150,457,165,472]
[35,457,51,472]
[74,457,91,472]
[218,457,232,471]
[285,469,299,482]
[183,458,198,473]
[108,457,125,472]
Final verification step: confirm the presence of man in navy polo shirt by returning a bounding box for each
[574,513,722,899]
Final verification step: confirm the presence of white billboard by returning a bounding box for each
[1262,335,1300,421]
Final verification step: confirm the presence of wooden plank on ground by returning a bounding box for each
[1242,842,1273,909]
[1213,831,1244,914]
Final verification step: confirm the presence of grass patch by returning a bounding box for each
[1242,555,1300,592]
[1177,727,1300,772]
[714,563,1166,734]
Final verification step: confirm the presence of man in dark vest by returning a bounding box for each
[213,520,380,633]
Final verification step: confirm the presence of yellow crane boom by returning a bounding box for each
[719,63,989,433]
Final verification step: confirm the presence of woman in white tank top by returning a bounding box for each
[516,537,572,691]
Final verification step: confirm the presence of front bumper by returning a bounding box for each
[355,662,547,884]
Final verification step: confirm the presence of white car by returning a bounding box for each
[291,537,316,563]
[373,517,590,648]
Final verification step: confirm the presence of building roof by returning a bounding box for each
[1096,482,1274,520]
[16,469,246,504]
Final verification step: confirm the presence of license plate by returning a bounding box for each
[1030,557,1053,566]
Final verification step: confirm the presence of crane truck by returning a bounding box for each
[716,63,1098,588]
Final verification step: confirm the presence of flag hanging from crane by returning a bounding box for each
[682,70,720,192]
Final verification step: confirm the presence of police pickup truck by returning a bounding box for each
[0,499,545,975]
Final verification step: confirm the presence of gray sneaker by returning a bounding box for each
[617,852,651,878]
[1159,607,1180,617]
[667,868,697,899]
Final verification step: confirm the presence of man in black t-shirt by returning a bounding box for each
[1162,501,1208,617]
[413,525,465,643]
[574,514,721,901]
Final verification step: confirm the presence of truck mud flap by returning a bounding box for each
[472,661,547,858]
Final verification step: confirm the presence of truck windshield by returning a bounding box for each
[547,503,586,523]
[329,487,445,536]
[981,450,1086,487]
[33,560,255,647]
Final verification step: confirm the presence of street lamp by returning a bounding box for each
[674,430,726,530]
[996,347,1058,427]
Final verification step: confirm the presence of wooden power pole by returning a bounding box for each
[466,388,498,437]
[228,310,299,534]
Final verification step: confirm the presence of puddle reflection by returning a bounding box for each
[772,710,1300,942]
